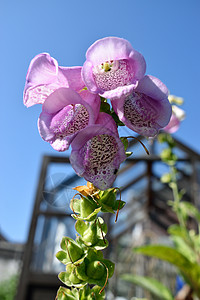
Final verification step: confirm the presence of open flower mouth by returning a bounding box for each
[50,104,89,137]
[124,93,157,128]
[79,134,119,190]
[70,126,126,190]
[93,59,134,91]
[93,60,119,74]
[80,134,118,168]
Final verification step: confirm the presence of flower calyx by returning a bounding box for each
[75,217,108,250]
[56,237,85,266]
[56,285,105,300]
[57,248,114,292]
[71,184,125,219]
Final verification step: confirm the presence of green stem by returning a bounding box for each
[170,165,185,228]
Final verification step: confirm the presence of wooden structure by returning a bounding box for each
[15,136,200,300]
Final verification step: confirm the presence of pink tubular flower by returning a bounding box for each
[23,53,85,107]
[111,75,172,137]
[82,37,146,99]
[164,105,185,134]
[38,87,100,151]
[70,113,126,190]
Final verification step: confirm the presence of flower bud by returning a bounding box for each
[82,221,98,245]
[68,267,82,284]
[86,261,105,280]
[80,197,97,218]
[61,237,83,263]
[99,189,116,208]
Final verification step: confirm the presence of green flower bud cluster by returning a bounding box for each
[56,184,123,299]
[158,133,177,166]
[70,188,125,220]
[56,237,114,296]
[56,285,105,300]
[75,218,108,250]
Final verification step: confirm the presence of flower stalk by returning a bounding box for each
[23,36,173,299]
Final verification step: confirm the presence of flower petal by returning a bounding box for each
[82,37,146,97]
[38,112,55,141]
[24,53,60,107]
[59,66,85,92]
[164,105,185,133]
[82,60,101,94]
[112,75,172,137]
[70,125,126,190]
[164,114,180,134]
[50,136,72,152]
[135,75,169,100]
[38,87,99,151]
[86,37,140,65]
[95,112,119,136]
[24,54,85,108]
[78,89,101,122]
[100,83,136,100]
[42,87,94,124]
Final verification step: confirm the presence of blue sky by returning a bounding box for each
[0,0,200,243]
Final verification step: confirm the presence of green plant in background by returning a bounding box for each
[122,132,200,300]
[0,275,18,300]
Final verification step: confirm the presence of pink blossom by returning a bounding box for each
[23,53,85,107]
[38,87,100,152]
[82,37,146,99]
[164,105,185,133]
[111,75,172,137]
[70,113,126,190]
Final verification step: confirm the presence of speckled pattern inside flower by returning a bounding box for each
[79,134,118,189]
[93,59,134,92]
[123,92,158,135]
[50,104,89,136]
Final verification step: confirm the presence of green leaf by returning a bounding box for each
[100,101,111,113]
[70,197,81,214]
[113,200,126,211]
[58,271,72,287]
[75,220,88,236]
[121,274,173,300]
[56,250,70,265]
[97,217,107,235]
[134,245,200,294]
[76,262,89,281]
[92,239,109,250]
[56,286,77,300]
[72,207,102,222]
[79,285,105,300]
[171,236,196,263]
[110,110,125,126]
[168,224,187,239]
[131,298,148,300]
[59,268,86,288]
[102,259,115,278]
[134,245,193,273]
[100,203,115,213]
[120,137,129,151]
[60,237,84,263]
[98,188,116,207]
[90,285,105,299]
